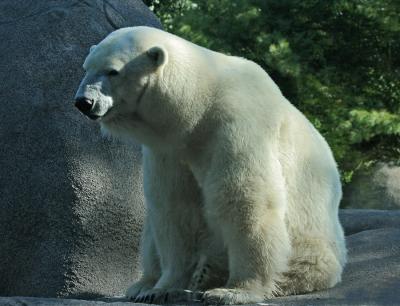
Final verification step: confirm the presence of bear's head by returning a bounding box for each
[74,27,176,147]
[75,26,217,149]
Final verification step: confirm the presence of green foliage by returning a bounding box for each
[145,0,400,183]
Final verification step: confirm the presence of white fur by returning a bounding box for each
[76,26,347,305]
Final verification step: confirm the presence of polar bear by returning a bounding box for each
[74,26,346,305]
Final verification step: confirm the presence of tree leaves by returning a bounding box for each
[145,0,400,182]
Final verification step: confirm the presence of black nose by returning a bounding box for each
[75,97,94,114]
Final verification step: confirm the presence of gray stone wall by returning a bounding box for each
[0,0,161,298]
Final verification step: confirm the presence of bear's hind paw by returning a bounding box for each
[202,288,264,305]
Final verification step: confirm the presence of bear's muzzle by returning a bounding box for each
[74,97,99,120]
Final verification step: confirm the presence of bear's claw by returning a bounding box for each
[126,279,156,300]
[134,288,203,304]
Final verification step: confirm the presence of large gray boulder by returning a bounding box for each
[342,162,400,209]
[0,0,161,298]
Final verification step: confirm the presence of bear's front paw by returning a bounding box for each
[135,288,203,304]
[202,288,264,305]
[125,279,156,300]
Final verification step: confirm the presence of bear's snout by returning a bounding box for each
[75,97,99,120]
[75,97,93,113]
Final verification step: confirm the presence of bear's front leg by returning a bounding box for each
[134,148,204,303]
[201,149,291,305]
[126,215,160,300]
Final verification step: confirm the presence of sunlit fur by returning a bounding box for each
[76,26,347,305]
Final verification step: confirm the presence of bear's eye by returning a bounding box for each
[107,69,119,76]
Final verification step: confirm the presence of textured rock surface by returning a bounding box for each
[339,208,400,235]
[1,210,399,305]
[0,0,161,298]
[342,162,400,209]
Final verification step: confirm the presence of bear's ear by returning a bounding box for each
[90,45,97,53]
[146,46,168,67]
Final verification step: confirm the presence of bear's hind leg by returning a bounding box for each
[277,238,344,296]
